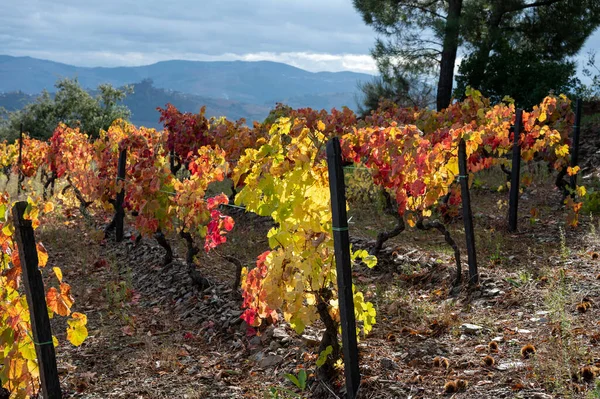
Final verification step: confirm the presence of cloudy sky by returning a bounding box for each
[0,0,598,77]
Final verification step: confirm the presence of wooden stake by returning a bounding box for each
[17,122,23,195]
[326,137,360,399]
[458,139,478,285]
[12,201,62,398]
[508,109,523,232]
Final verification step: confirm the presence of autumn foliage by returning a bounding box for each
[0,88,585,396]
[0,197,87,397]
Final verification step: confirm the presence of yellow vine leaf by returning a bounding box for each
[66,312,88,346]
[445,156,459,179]
[539,111,547,122]
[555,144,569,157]
[53,266,63,282]
[406,213,417,228]
[567,166,580,176]
[36,242,49,267]
[2,222,14,237]
[44,202,54,213]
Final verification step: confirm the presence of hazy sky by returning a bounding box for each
[0,0,598,77]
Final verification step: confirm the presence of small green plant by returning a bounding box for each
[284,369,307,390]
[583,189,600,216]
[265,367,309,398]
[488,240,505,265]
[534,269,585,395]
[559,226,570,260]
[587,380,600,398]
[505,271,532,288]
[265,387,302,399]
[105,280,130,307]
[529,208,540,225]
[316,346,333,367]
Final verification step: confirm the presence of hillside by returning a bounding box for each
[0,55,370,123]
[0,82,272,128]
[0,91,36,112]
[121,80,272,128]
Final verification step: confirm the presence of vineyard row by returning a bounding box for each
[0,88,586,397]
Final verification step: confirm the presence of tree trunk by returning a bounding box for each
[465,5,506,91]
[436,0,463,111]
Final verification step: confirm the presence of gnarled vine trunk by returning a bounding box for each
[416,217,462,287]
[154,229,173,266]
[371,190,405,256]
[179,230,209,290]
[315,290,341,384]
[63,177,93,221]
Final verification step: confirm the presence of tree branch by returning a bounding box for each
[507,0,565,12]
[396,1,447,20]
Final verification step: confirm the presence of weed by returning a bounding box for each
[583,189,600,216]
[265,386,302,399]
[505,271,532,288]
[559,227,570,260]
[284,369,307,390]
[590,213,597,237]
[533,269,584,395]
[588,380,600,398]
[103,254,136,330]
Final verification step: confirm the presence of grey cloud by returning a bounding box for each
[1,0,597,78]
[0,0,376,67]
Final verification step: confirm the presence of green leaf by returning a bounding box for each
[362,254,377,268]
[2,222,14,237]
[316,345,333,367]
[284,373,300,388]
[298,369,307,389]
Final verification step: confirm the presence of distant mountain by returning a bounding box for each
[0,81,272,129]
[122,80,272,128]
[0,91,36,112]
[0,55,371,123]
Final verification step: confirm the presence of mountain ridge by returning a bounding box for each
[0,54,370,123]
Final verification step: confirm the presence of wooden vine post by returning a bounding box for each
[508,109,523,232]
[17,122,23,196]
[170,147,176,175]
[115,148,127,242]
[12,201,62,398]
[569,98,582,195]
[458,139,478,285]
[326,137,360,399]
